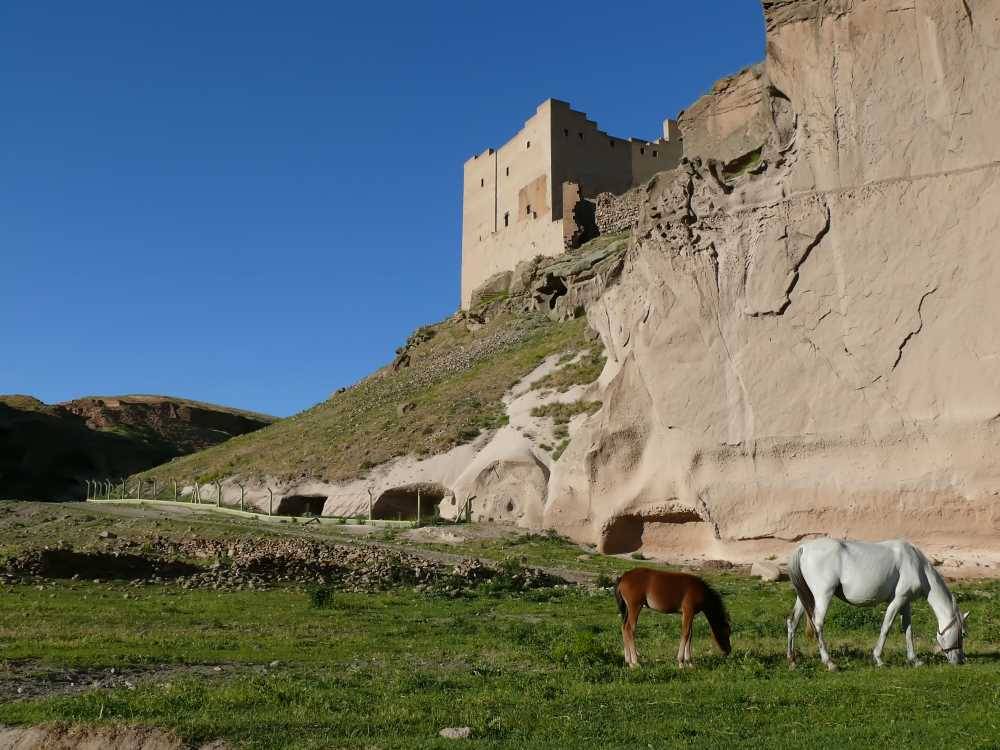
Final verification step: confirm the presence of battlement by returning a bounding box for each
[461,99,681,307]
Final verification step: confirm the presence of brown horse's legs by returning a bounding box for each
[621,620,633,666]
[623,599,642,667]
[684,619,693,664]
[677,606,693,667]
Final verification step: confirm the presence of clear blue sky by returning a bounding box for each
[1,1,764,417]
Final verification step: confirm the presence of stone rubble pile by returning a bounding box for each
[593,190,642,235]
[1,535,568,595]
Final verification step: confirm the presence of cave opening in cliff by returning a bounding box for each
[275,495,327,517]
[601,510,704,555]
[372,483,448,521]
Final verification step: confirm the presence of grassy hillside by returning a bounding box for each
[140,311,594,484]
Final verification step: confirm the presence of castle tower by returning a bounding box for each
[461,100,681,307]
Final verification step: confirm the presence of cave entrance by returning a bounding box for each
[601,510,704,555]
[372,483,448,522]
[275,495,327,517]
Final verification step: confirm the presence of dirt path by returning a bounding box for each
[0,662,265,704]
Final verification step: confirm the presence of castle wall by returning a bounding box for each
[461,99,683,308]
[462,102,556,307]
[494,102,554,232]
[462,149,498,256]
[460,214,565,307]
[628,135,683,185]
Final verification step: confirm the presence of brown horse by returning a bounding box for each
[614,568,732,668]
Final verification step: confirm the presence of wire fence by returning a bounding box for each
[83,477,474,526]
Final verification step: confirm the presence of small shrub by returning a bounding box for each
[630,552,646,561]
[595,572,616,589]
[308,586,335,609]
[531,348,607,393]
[552,439,571,460]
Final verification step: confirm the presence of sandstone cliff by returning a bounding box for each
[542,0,1000,566]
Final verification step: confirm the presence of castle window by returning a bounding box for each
[504,212,509,227]
[526,140,531,149]
[526,204,532,215]
[653,150,658,157]
[640,147,645,155]
[609,140,615,148]
[506,166,510,176]
[563,128,569,137]
[480,178,485,187]
[578,132,584,141]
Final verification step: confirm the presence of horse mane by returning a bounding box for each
[701,582,732,655]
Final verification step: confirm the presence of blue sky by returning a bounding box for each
[1,1,764,417]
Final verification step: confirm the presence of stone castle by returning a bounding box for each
[460,99,681,307]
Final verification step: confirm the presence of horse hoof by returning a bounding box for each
[910,659,924,667]
[826,662,839,672]
[787,660,797,670]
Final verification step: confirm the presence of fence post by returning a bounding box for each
[194,482,201,504]
[417,488,421,526]
[214,481,222,508]
[267,487,273,516]
[151,479,157,500]
[367,487,373,523]
[85,480,91,501]
[172,479,178,501]
[119,479,126,500]
[135,479,141,500]
[236,482,245,512]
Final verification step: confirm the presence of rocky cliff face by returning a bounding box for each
[0,395,273,500]
[541,0,1000,566]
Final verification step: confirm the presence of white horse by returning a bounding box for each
[786,538,969,670]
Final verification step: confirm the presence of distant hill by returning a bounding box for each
[0,394,275,500]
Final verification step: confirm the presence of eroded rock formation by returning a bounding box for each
[543,0,1000,564]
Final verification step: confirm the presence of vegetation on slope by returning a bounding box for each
[530,348,606,393]
[140,312,595,484]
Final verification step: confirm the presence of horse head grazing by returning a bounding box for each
[702,584,732,656]
[712,615,733,656]
[935,595,968,665]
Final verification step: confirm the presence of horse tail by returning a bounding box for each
[788,545,816,638]
[613,576,627,623]
[701,582,732,656]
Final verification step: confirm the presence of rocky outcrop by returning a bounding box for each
[540,0,1000,565]
[465,235,630,326]
[0,395,273,500]
[677,63,776,166]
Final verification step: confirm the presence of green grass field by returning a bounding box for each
[2,502,999,748]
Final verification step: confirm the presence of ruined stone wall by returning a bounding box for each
[594,189,643,235]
